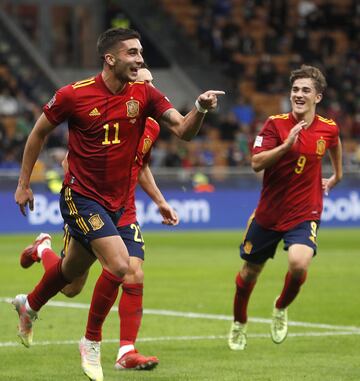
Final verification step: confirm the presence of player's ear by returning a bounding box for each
[104,53,115,66]
[315,93,323,104]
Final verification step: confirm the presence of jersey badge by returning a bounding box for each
[142,138,153,154]
[89,108,101,116]
[46,94,56,109]
[316,138,326,156]
[243,240,253,255]
[253,135,263,148]
[88,214,104,231]
[126,100,140,118]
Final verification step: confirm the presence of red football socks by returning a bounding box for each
[276,271,307,309]
[27,259,69,311]
[233,273,256,324]
[41,248,61,271]
[119,283,143,346]
[85,269,123,342]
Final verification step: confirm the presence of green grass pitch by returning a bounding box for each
[0,229,359,380]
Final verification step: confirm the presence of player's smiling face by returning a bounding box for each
[290,78,322,117]
[111,39,144,82]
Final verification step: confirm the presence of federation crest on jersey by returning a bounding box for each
[126,100,140,118]
[316,138,326,156]
[142,138,153,154]
[88,214,104,231]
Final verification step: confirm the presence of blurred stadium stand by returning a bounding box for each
[0,0,359,189]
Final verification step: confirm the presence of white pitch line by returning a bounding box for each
[1,331,360,348]
[1,297,360,332]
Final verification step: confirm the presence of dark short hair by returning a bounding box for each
[97,28,141,59]
[290,65,327,93]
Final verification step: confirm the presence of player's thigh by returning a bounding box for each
[62,237,96,279]
[284,220,318,271]
[90,235,129,276]
[287,244,314,272]
[240,216,282,265]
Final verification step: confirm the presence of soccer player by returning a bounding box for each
[13,27,224,381]
[228,65,343,350]
[19,68,177,371]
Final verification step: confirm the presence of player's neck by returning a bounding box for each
[292,111,316,129]
[101,71,126,94]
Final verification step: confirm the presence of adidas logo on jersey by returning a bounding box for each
[89,108,101,116]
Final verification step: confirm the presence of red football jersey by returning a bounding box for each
[43,74,172,211]
[253,113,339,231]
[118,117,160,227]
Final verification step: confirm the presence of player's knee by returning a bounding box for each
[132,268,144,283]
[126,260,144,279]
[123,269,143,284]
[112,259,130,278]
[241,262,262,282]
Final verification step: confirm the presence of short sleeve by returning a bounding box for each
[252,118,281,155]
[146,84,173,120]
[43,85,75,126]
[328,124,340,148]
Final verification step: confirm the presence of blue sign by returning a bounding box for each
[1,188,360,233]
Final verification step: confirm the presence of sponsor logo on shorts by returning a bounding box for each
[243,240,253,254]
[88,214,104,231]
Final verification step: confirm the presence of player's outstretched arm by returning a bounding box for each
[15,113,56,216]
[138,164,179,226]
[159,90,225,141]
[322,137,343,195]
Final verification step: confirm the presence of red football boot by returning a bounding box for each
[20,233,51,268]
[115,350,159,370]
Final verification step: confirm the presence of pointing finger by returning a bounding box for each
[207,90,226,95]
